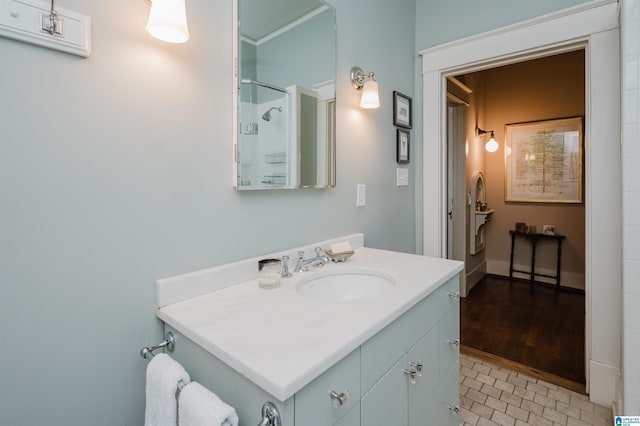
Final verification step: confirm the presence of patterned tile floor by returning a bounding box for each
[460,354,613,426]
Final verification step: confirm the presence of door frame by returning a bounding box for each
[419,0,621,405]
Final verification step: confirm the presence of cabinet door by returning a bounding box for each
[295,349,360,426]
[334,402,360,426]
[407,326,439,426]
[361,355,409,426]
[439,360,461,426]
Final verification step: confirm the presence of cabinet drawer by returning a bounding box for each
[361,289,441,392]
[295,348,360,426]
[439,275,461,314]
[438,302,460,383]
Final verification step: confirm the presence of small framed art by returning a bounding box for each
[397,129,410,164]
[393,91,412,129]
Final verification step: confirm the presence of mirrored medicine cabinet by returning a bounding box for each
[233,0,337,190]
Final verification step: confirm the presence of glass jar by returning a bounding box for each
[258,259,281,289]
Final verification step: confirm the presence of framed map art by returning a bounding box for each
[504,117,583,203]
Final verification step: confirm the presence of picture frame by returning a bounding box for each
[505,116,583,203]
[515,222,527,233]
[397,129,410,163]
[393,91,412,129]
[543,224,557,235]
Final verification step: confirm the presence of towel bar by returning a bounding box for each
[140,331,175,360]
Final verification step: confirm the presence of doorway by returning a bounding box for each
[445,51,587,388]
[420,1,621,405]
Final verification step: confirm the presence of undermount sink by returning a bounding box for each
[296,268,395,301]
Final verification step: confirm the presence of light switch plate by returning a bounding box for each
[0,0,91,57]
[356,184,366,207]
[397,168,409,186]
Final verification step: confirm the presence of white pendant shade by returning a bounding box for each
[146,0,190,44]
[360,80,380,109]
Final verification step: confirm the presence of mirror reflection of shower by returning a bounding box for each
[262,106,283,122]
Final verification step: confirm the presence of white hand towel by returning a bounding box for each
[145,353,191,426]
[178,382,239,426]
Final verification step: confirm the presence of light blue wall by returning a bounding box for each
[415,0,595,50]
[0,0,415,424]
[258,8,336,90]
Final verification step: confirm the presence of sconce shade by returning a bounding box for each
[485,136,499,153]
[146,0,190,44]
[360,79,380,109]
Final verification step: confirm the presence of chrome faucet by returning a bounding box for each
[294,247,330,272]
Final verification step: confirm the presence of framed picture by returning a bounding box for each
[543,224,557,235]
[397,129,410,163]
[393,91,412,129]
[505,116,583,203]
[515,222,527,233]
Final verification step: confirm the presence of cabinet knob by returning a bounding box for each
[410,360,423,377]
[448,291,460,299]
[403,369,417,384]
[448,405,461,415]
[447,338,460,348]
[329,390,349,407]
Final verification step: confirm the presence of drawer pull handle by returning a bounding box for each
[448,291,460,299]
[447,339,460,348]
[410,360,423,377]
[329,390,349,407]
[448,405,461,415]
[403,369,417,384]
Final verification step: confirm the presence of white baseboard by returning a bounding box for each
[487,260,585,290]
[590,360,620,407]
[465,260,486,296]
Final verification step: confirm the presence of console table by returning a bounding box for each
[509,230,566,287]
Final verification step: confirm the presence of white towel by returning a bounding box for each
[178,382,239,426]
[145,353,191,426]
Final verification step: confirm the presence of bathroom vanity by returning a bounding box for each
[156,234,463,425]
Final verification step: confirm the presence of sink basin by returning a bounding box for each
[296,268,395,301]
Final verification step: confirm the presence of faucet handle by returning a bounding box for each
[297,250,305,260]
[281,256,291,278]
[314,247,323,256]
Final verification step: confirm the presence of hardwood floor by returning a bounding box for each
[460,275,585,392]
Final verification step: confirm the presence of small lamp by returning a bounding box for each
[477,127,498,153]
[350,66,380,109]
[145,0,190,44]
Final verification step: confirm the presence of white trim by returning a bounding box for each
[420,0,621,404]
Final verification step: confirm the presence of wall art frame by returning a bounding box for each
[393,91,412,129]
[504,116,583,203]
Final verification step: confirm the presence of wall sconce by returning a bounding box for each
[350,66,380,109]
[477,127,499,153]
[145,0,190,44]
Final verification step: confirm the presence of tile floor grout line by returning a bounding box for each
[460,353,613,426]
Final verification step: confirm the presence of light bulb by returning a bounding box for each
[485,137,498,153]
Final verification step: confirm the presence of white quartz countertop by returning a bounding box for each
[157,247,463,401]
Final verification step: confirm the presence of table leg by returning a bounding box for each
[509,233,516,280]
[556,238,563,287]
[530,239,537,284]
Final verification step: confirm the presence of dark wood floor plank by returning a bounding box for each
[460,275,585,386]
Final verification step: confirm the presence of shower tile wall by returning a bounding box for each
[622,0,640,415]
